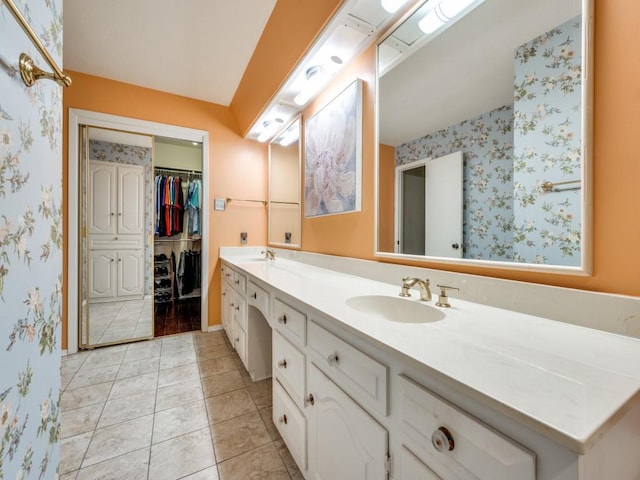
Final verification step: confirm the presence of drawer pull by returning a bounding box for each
[230,302,235,307]
[278,414,288,425]
[431,427,455,452]
[235,305,240,311]
[234,279,240,285]
[278,315,287,325]
[222,292,226,296]
[304,394,315,406]
[327,353,339,366]
[225,273,232,277]
[252,292,257,299]
[277,359,287,369]
[235,337,240,343]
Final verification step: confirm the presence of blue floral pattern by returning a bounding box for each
[395,16,582,265]
[396,106,515,261]
[1,0,63,477]
[513,16,582,265]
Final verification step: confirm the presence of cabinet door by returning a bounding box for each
[117,250,144,297]
[89,250,116,299]
[233,320,247,366]
[88,162,116,235]
[117,165,145,235]
[308,363,388,480]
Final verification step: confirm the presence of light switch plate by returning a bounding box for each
[214,197,226,211]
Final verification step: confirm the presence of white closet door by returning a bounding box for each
[88,162,117,235]
[117,250,144,297]
[117,165,145,235]
[89,250,116,299]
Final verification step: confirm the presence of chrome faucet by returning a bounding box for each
[399,277,432,301]
[261,249,276,260]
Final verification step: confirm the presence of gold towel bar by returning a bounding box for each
[226,198,267,206]
[541,179,581,193]
[4,0,72,87]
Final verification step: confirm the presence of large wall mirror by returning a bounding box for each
[376,0,592,272]
[269,118,302,248]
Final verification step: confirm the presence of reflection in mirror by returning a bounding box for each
[377,0,590,269]
[269,118,302,247]
[80,126,153,347]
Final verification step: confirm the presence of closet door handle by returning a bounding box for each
[110,212,114,216]
[118,212,122,216]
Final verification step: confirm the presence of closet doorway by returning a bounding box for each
[67,109,210,354]
[153,137,203,337]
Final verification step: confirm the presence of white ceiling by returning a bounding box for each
[63,0,277,106]
[379,0,582,146]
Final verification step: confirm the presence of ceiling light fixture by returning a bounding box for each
[257,118,284,143]
[380,0,410,14]
[418,0,481,34]
[293,56,343,107]
[279,126,300,147]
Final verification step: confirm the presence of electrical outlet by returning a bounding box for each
[240,232,247,244]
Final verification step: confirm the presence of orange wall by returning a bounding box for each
[300,0,640,298]
[231,0,343,136]
[378,143,396,252]
[62,71,268,349]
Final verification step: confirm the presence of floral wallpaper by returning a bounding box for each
[395,16,582,265]
[396,106,515,261]
[513,16,582,265]
[0,0,63,478]
[88,139,152,294]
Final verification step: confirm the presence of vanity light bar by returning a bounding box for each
[418,0,485,34]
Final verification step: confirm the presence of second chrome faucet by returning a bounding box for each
[399,277,432,301]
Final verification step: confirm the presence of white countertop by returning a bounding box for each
[221,254,640,454]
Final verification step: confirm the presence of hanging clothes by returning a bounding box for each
[185,179,201,236]
[155,174,185,237]
[177,249,201,297]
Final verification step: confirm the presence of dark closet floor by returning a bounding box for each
[154,297,201,337]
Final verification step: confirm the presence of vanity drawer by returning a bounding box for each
[400,446,441,480]
[232,318,247,366]
[232,270,246,293]
[273,330,306,406]
[398,375,535,480]
[273,378,307,471]
[308,320,388,416]
[248,280,269,318]
[221,263,234,283]
[273,298,306,346]
[232,293,247,331]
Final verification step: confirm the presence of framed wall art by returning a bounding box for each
[304,78,362,217]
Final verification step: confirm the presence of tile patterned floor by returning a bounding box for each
[60,331,303,480]
[88,297,153,345]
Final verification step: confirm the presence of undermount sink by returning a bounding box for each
[345,295,445,324]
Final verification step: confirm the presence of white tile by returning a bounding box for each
[116,356,159,380]
[67,364,119,390]
[155,378,203,412]
[181,466,219,479]
[60,403,103,439]
[159,349,197,370]
[76,447,149,480]
[152,400,209,444]
[157,363,199,388]
[149,428,215,480]
[108,371,158,400]
[60,431,93,474]
[61,382,112,410]
[98,390,156,428]
[82,414,153,467]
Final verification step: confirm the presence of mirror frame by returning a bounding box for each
[374,0,593,275]
[268,116,303,249]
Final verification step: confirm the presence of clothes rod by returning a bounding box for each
[4,0,72,87]
[226,197,267,206]
[154,237,201,243]
[541,179,581,193]
[155,167,202,175]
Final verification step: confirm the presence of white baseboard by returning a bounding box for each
[61,350,68,356]
[207,325,223,332]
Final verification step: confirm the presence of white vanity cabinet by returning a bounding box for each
[220,254,640,480]
[307,362,389,480]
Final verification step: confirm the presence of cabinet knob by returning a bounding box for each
[118,258,122,262]
[252,292,257,299]
[235,305,240,311]
[222,292,226,296]
[230,302,235,307]
[234,279,240,285]
[225,273,232,277]
[110,258,114,263]
[304,394,315,406]
[278,414,288,425]
[118,212,122,216]
[327,353,339,367]
[110,212,114,216]
[431,427,455,452]
[114,236,118,240]
[277,359,287,369]
[235,337,240,343]
[278,315,287,325]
